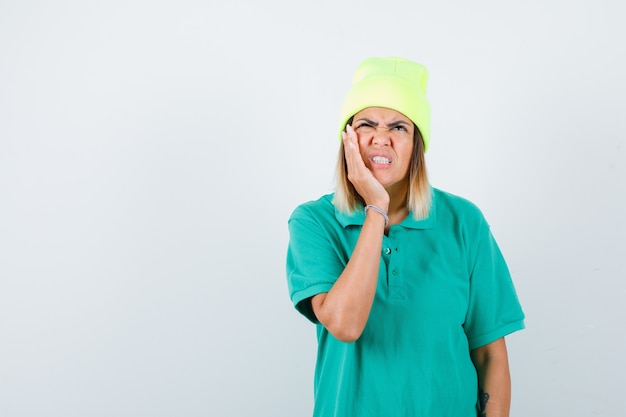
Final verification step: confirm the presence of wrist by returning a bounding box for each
[364,204,389,227]
[364,198,389,212]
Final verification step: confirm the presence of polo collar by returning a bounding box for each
[335,195,437,230]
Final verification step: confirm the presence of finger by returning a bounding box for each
[346,124,357,147]
[341,130,350,148]
[343,125,354,149]
[343,126,362,171]
[344,125,361,159]
[344,126,372,186]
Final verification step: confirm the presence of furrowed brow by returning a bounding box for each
[354,118,379,126]
[386,120,411,128]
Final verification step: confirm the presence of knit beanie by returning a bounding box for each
[339,57,431,152]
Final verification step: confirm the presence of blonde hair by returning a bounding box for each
[333,124,431,220]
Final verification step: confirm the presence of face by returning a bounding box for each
[351,107,414,192]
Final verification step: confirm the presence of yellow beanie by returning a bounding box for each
[339,57,431,152]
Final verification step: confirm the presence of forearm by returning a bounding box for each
[477,362,510,417]
[312,210,385,342]
[471,338,511,417]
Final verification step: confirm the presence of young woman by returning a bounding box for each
[287,57,525,417]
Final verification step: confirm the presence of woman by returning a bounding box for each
[286,57,525,417]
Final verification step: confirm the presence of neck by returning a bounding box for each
[386,182,410,225]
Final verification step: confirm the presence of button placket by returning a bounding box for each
[380,236,393,295]
[385,230,405,299]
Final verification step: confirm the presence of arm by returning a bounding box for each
[470,337,511,417]
[311,125,389,343]
[311,211,384,342]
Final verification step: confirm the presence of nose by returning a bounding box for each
[372,129,391,146]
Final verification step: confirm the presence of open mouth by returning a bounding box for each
[371,156,391,165]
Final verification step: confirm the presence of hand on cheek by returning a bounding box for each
[343,125,389,209]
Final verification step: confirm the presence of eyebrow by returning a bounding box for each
[354,118,411,128]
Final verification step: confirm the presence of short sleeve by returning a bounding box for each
[286,205,346,323]
[464,225,525,349]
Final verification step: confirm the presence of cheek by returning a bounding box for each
[400,144,415,170]
[398,142,413,157]
[358,138,369,162]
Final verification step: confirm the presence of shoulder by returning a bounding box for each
[288,194,347,246]
[433,188,482,214]
[289,194,336,223]
[432,188,489,229]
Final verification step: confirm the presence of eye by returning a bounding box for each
[392,125,408,132]
[355,123,375,132]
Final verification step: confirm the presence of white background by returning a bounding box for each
[1,0,624,416]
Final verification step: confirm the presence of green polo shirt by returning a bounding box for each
[286,188,525,417]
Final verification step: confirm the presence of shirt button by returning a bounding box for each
[392,269,398,276]
[384,247,392,255]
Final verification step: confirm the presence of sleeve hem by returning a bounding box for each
[468,319,525,350]
[291,283,334,323]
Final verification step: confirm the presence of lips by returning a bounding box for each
[372,156,391,164]
[369,152,393,167]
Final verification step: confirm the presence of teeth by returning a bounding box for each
[372,156,390,164]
